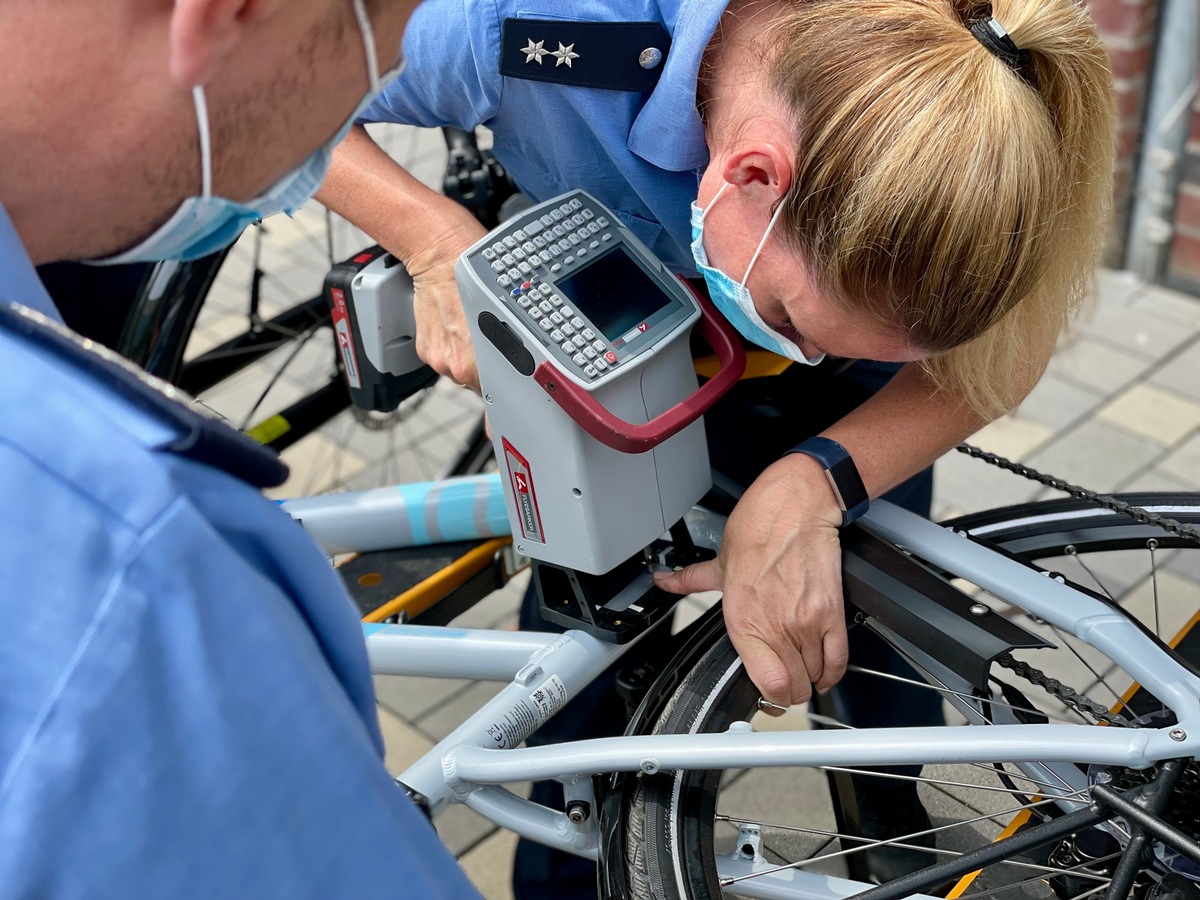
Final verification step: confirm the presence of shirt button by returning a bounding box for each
[639,47,663,69]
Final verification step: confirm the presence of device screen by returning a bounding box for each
[555,246,676,341]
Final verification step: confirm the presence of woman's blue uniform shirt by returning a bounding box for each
[361,0,730,273]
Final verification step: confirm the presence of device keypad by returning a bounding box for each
[484,198,626,380]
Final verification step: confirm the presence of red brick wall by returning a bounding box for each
[1166,101,1200,290]
[1082,0,1161,266]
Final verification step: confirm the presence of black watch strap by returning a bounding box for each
[785,436,870,527]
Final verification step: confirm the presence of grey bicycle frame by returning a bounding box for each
[364,500,1200,900]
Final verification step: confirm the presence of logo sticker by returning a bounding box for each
[329,287,362,389]
[502,438,544,543]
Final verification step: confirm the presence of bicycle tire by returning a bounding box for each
[118,124,496,492]
[623,492,1200,900]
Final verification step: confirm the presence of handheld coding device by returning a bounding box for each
[455,191,744,575]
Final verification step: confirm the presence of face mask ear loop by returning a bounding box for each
[192,86,213,200]
[739,197,787,289]
[698,180,731,223]
[352,0,382,94]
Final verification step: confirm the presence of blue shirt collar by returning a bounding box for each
[0,202,60,321]
[628,0,728,173]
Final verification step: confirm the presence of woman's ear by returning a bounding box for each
[168,0,285,86]
[719,140,793,205]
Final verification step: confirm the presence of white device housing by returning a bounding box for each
[455,191,714,574]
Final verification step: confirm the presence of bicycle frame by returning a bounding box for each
[359,499,1200,900]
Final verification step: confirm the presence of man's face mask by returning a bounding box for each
[92,0,400,266]
[690,182,824,366]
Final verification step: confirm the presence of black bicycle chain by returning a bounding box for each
[954,441,1200,724]
[994,653,1132,727]
[956,442,1200,547]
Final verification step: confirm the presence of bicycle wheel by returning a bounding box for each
[623,493,1200,900]
[119,123,493,495]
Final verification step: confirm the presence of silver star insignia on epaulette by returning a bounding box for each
[551,42,580,67]
[522,39,548,64]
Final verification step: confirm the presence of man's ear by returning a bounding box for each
[168,0,286,86]
[719,140,793,206]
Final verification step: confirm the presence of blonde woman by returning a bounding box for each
[319,0,1116,891]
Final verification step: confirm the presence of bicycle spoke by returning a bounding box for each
[1148,539,1162,639]
[1064,545,1117,603]
[717,795,1090,886]
[845,665,1085,726]
[965,864,1116,900]
[1040,623,1127,706]
[236,323,323,431]
[717,814,1117,885]
[815,766,1082,801]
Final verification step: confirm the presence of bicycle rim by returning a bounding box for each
[624,493,1200,900]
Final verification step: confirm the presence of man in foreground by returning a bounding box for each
[0,2,478,896]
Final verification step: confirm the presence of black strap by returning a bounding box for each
[499,18,671,93]
[0,302,289,489]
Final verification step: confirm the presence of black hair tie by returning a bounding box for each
[968,17,1028,72]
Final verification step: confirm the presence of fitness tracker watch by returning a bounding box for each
[785,436,870,527]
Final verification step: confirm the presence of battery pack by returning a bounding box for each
[325,245,437,412]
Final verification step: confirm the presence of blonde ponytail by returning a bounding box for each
[766,0,1116,416]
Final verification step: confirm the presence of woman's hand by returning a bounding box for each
[317,126,489,391]
[401,205,489,391]
[653,454,848,709]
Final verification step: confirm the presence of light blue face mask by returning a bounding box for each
[690,182,824,366]
[94,0,397,266]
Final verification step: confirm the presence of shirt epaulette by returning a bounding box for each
[499,18,671,93]
[0,301,289,489]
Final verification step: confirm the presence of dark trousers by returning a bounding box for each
[512,358,943,900]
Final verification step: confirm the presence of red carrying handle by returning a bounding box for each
[532,278,746,453]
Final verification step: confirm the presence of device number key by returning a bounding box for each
[561,323,576,337]
[581,328,596,341]
[561,341,575,354]
[539,318,554,332]
[550,311,565,325]
[538,300,554,314]
[572,352,587,367]
[571,317,585,329]
[591,339,606,353]
[583,347,597,360]
[572,335,587,349]
[503,235,518,248]
[550,329,564,343]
